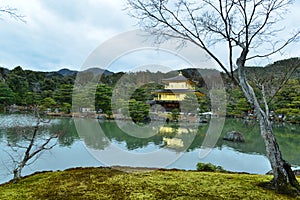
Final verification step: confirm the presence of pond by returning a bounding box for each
[0,114,299,183]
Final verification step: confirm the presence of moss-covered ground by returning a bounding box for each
[0,167,299,200]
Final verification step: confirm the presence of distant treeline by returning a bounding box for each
[0,57,299,122]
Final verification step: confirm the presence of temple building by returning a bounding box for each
[151,72,203,112]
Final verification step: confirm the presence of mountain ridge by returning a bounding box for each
[0,57,299,80]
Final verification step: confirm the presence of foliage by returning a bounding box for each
[272,80,300,122]
[227,87,251,117]
[6,71,28,105]
[0,65,299,123]
[130,88,149,102]
[54,84,73,106]
[197,93,210,113]
[196,162,225,172]
[40,97,56,112]
[24,92,40,106]
[128,99,150,124]
[61,103,71,114]
[0,82,15,111]
[0,167,298,199]
[95,84,113,115]
[170,108,180,122]
[181,93,199,114]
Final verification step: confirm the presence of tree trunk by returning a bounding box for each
[12,161,26,183]
[237,55,300,195]
[13,167,22,183]
[257,111,300,195]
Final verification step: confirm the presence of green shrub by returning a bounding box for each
[196,162,225,172]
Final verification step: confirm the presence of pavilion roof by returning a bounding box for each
[162,72,195,83]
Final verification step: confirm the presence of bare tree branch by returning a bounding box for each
[5,107,64,182]
[0,6,25,23]
[127,0,300,194]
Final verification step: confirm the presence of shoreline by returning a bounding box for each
[2,165,300,186]
[44,112,300,124]
[0,166,299,199]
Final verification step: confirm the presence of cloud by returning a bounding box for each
[0,0,299,72]
[0,0,135,71]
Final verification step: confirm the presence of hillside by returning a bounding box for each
[244,58,300,81]
[0,57,299,122]
[57,68,78,77]
[0,57,298,86]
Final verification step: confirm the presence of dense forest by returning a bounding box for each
[0,57,299,123]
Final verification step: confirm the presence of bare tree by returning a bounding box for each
[127,0,300,195]
[4,107,64,183]
[247,58,300,105]
[0,5,25,22]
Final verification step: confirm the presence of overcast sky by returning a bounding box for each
[0,0,299,72]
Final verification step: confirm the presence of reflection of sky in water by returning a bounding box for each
[168,145,271,174]
[0,138,291,184]
[88,142,183,168]
[0,140,100,184]
[0,114,60,128]
[1,116,299,184]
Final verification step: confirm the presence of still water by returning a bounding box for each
[0,114,299,183]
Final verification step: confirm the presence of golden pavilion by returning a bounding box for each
[151,72,203,111]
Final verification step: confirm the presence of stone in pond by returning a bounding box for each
[223,131,245,143]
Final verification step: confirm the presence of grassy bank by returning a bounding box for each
[0,167,299,200]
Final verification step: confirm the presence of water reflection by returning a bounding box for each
[74,117,300,168]
[74,118,199,167]
[0,114,299,184]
